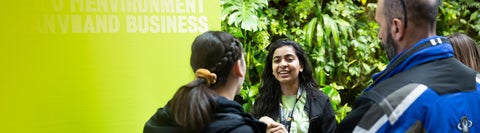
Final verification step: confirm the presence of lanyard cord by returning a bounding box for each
[279,87,303,132]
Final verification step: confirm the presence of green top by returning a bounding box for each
[280,91,309,133]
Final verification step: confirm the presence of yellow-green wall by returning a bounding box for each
[0,0,220,132]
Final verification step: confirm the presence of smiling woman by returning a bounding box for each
[251,39,336,133]
[271,45,303,87]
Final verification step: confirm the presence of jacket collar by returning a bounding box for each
[215,96,245,114]
[366,36,453,92]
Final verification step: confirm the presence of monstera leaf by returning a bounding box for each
[221,0,267,31]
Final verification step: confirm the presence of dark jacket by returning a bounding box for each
[337,36,480,132]
[144,96,267,133]
[304,88,337,133]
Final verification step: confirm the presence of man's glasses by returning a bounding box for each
[400,0,408,28]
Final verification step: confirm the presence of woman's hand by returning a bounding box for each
[266,122,287,133]
[259,116,288,133]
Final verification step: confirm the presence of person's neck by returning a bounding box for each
[213,80,239,101]
[410,23,436,38]
[398,28,436,53]
[280,81,300,96]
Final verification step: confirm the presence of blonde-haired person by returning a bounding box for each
[144,31,286,133]
[447,33,480,72]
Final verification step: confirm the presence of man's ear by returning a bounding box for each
[391,18,405,41]
[233,60,245,77]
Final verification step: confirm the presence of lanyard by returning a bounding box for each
[279,87,303,132]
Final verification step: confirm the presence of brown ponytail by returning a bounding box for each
[169,31,244,132]
[170,69,218,132]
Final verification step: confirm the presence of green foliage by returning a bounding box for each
[222,0,383,121]
[221,0,268,32]
[222,0,480,122]
[437,0,480,43]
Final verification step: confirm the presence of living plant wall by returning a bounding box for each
[221,0,480,122]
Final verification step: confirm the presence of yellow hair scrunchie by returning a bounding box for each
[195,68,217,86]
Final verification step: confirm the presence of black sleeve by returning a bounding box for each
[335,97,374,133]
[143,108,187,133]
[319,98,337,133]
[307,90,337,133]
[229,125,256,133]
[205,113,267,133]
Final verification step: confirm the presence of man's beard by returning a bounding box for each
[381,31,398,60]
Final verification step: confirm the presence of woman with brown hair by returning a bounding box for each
[447,33,480,71]
[144,31,286,133]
